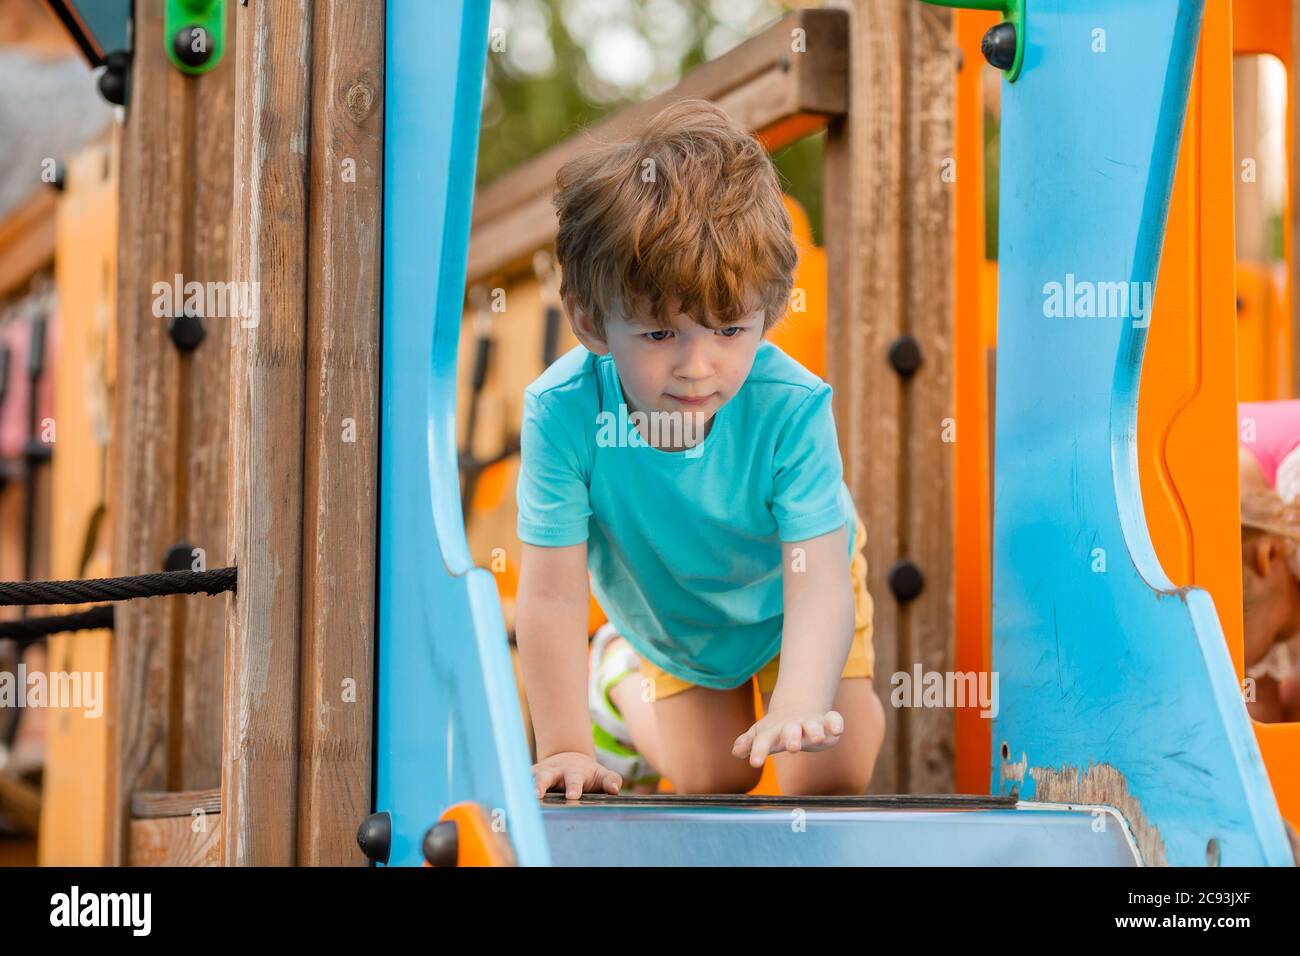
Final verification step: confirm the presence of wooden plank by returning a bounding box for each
[466,7,848,284]
[131,787,221,818]
[0,188,55,297]
[297,0,382,866]
[0,773,40,834]
[824,0,903,795]
[176,0,237,793]
[105,0,236,865]
[0,836,37,866]
[224,0,312,866]
[105,0,187,866]
[130,813,221,866]
[901,1,955,795]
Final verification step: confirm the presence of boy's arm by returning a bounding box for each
[732,524,855,766]
[770,524,855,714]
[516,540,620,795]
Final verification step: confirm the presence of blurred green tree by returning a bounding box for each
[480,0,824,244]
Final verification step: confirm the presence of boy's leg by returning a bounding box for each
[606,662,665,782]
[646,683,764,794]
[760,677,884,796]
[609,663,763,794]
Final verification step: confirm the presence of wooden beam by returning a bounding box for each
[0,187,55,298]
[467,7,848,285]
[131,787,221,818]
[225,0,381,866]
[105,0,236,866]
[825,0,954,795]
[224,0,312,867]
[901,1,956,795]
[130,814,221,865]
[0,773,41,834]
[297,0,382,867]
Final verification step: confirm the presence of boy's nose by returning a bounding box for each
[674,338,713,380]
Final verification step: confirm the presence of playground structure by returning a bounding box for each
[0,0,1297,866]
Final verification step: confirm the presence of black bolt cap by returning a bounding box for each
[173,26,214,68]
[169,306,206,351]
[357,811,392,864]
[981,22,1017,72]
[162,543,197,573]
[888,335,923,379]
[422,820,459,867]
[888,559,925,604]
[98,51,130,106]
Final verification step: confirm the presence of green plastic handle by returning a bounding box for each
[165,0,226,76]
[920,0,1025,82]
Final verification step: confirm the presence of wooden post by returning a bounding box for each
[105,0,235,866]
[225,0,381,866]
[824,0,955,794]
[297,1,383,866]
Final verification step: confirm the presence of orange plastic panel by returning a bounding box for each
[952,7,999,794]
[1140,0,1300,829]
[1233,1,1290,64]
[38,136,117,866]
[767,195,827,378]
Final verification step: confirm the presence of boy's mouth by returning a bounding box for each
[665,392,715,406]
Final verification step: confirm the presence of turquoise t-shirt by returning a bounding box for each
[516,341,857,690]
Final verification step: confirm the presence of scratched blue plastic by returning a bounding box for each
[376,0,549,867]
[377,0,1291,868]
[990,0,1292,865]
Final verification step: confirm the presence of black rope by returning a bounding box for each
[0,566,237,608]
[0,605,113,644]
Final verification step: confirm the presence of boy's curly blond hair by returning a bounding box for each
[1242,488,1300,544]
[1241,488,1300,613]
[551,98,799,337]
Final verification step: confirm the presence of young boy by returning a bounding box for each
[515,99,885,798]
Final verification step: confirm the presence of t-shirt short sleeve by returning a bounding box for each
[771,384,849,542]
[516,389,592,546]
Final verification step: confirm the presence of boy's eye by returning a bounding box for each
[643,330,673,342]
[717,327,745,338]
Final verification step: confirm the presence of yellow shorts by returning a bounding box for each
[637,514,875,701]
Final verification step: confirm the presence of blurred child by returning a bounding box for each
[1239,431,1300,723]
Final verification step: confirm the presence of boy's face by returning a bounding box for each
[569,296,764,426]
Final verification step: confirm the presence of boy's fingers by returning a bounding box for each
[602,771,623,794]
[750,730,776,767]
[533,766,558,797]
[781,721,804,753]
[825,710,845,736]
[563,770,584,800]
[732,728,755,756]
[802,718,826,745]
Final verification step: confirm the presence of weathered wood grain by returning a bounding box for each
[824,0,955,794]
[224,0,312,866]
[106,0,225,865]
[297,0,382,866]
[130,812,221,866]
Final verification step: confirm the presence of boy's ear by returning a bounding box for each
[566,294,610,356]
[1249,536,1284,580]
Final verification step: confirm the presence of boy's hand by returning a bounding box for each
[532,751,622,799]
[731,706,844,768]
